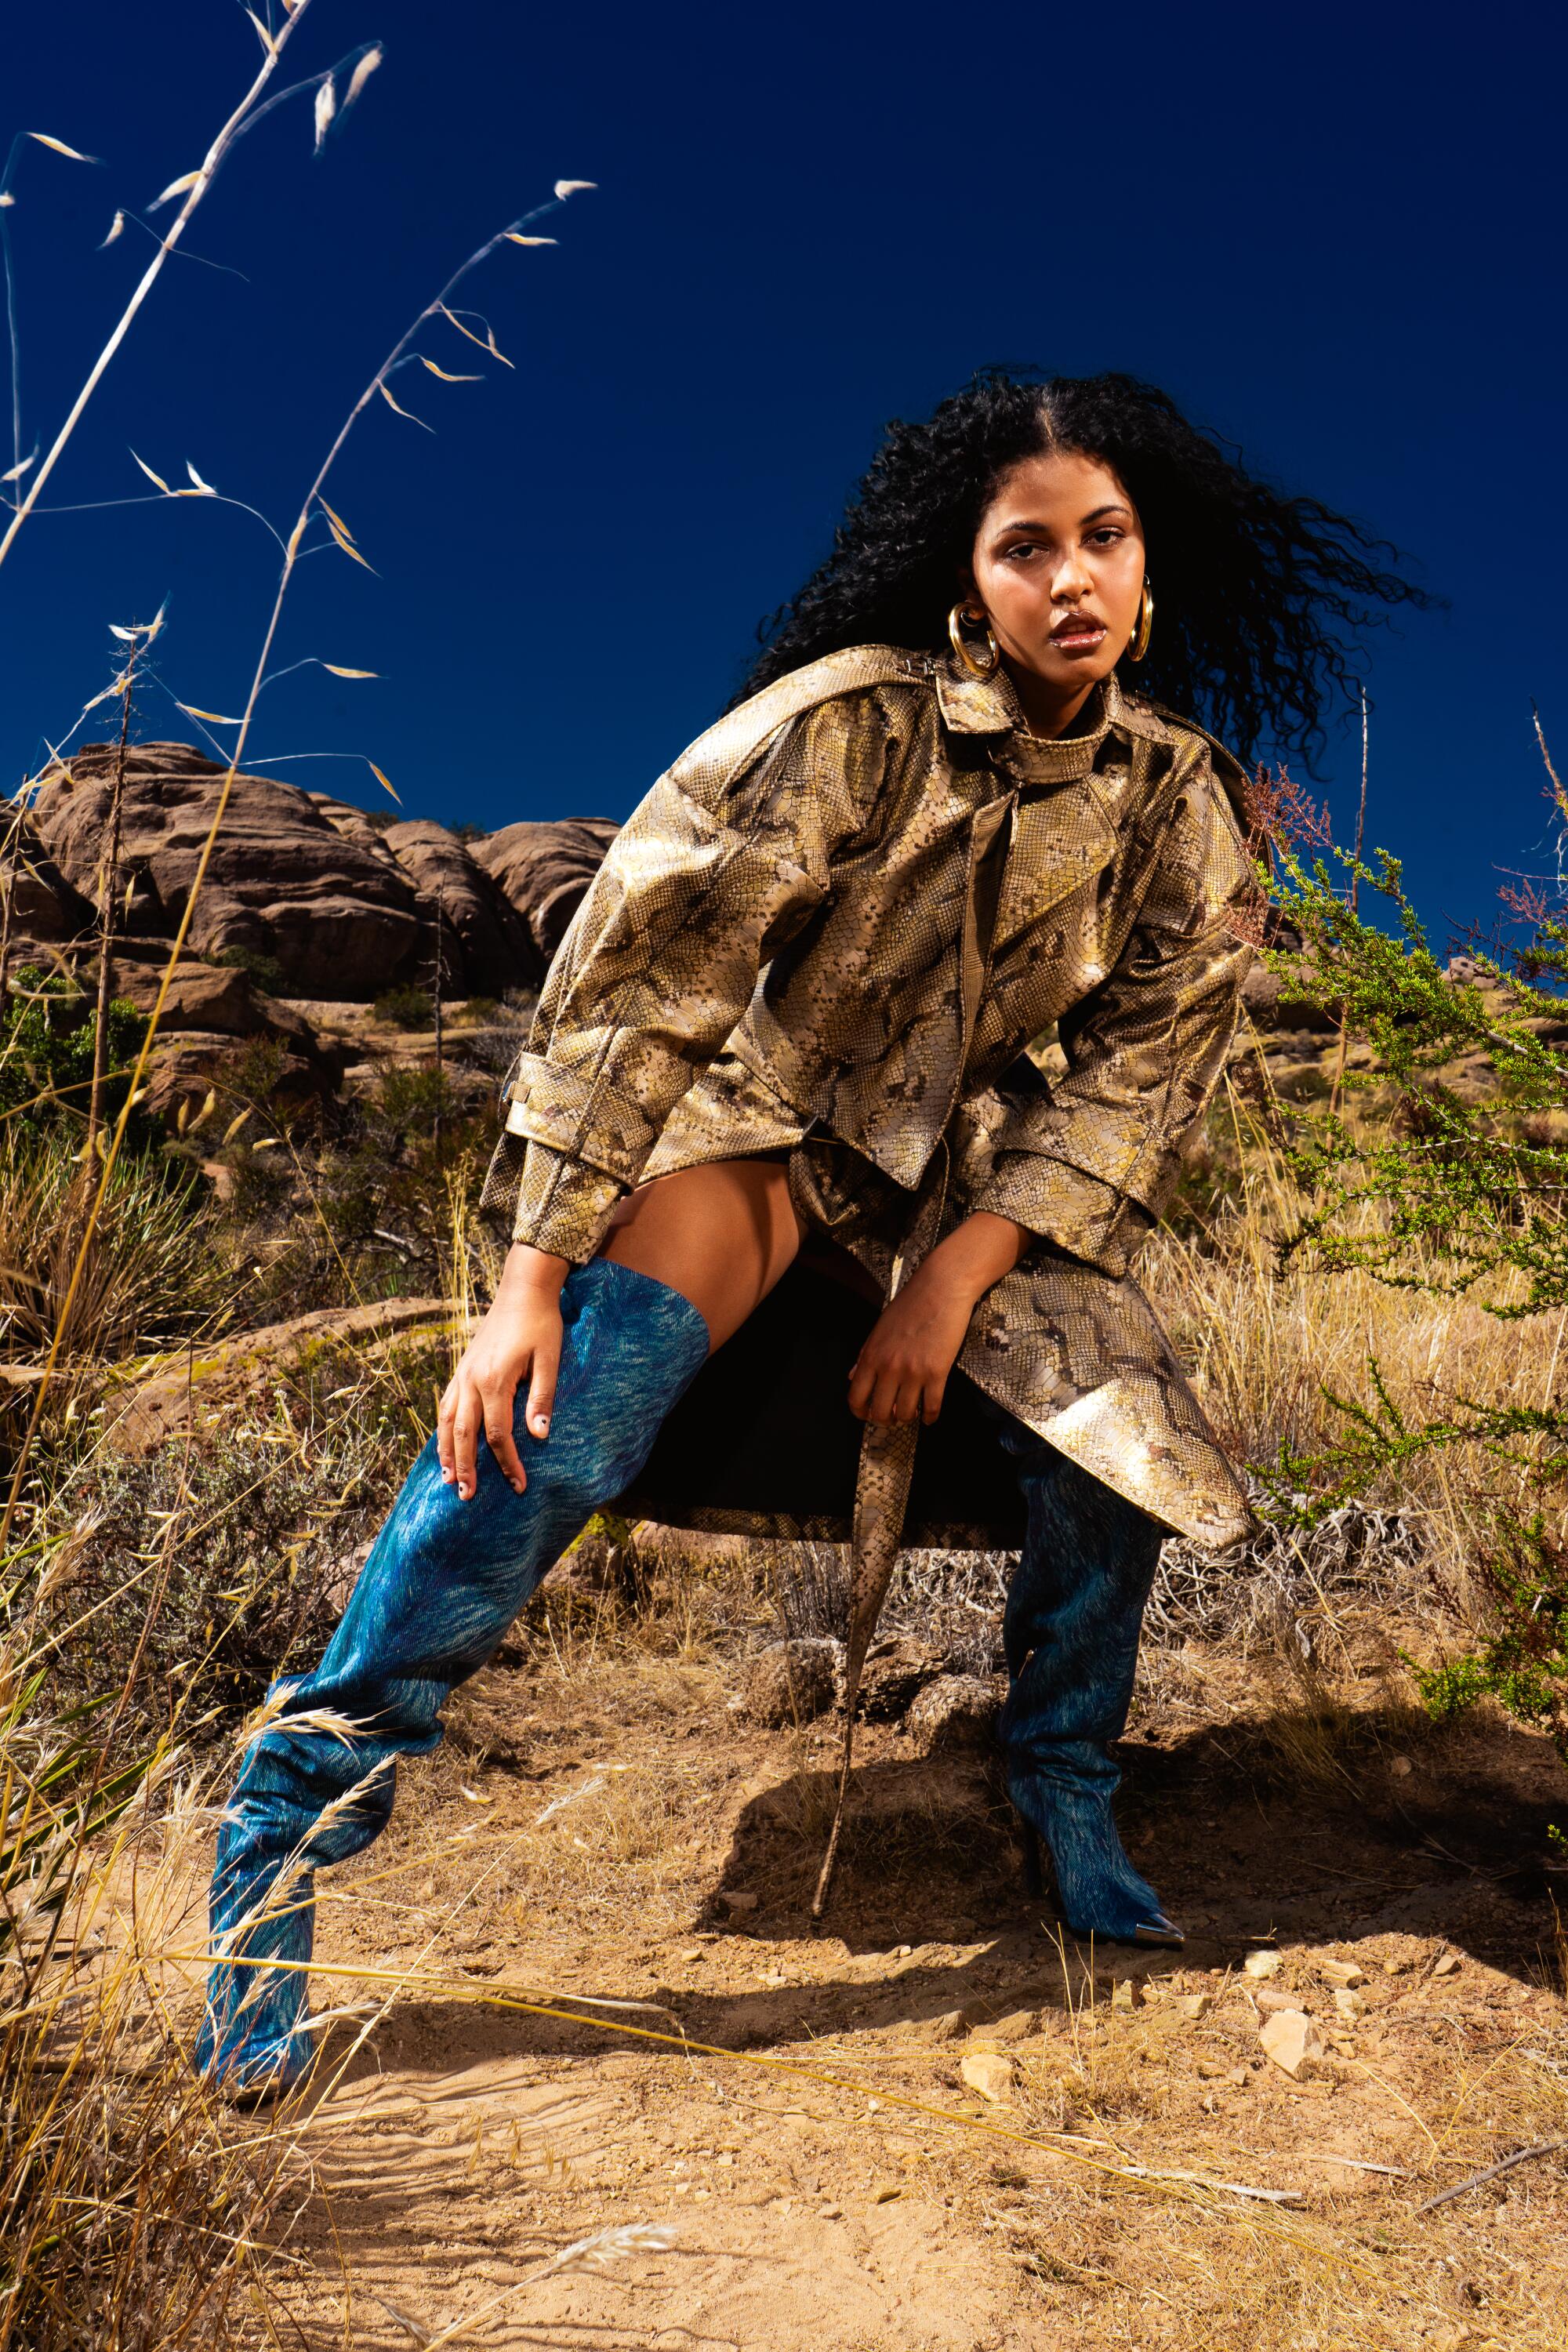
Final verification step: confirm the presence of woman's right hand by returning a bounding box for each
[437,1243,570,1501]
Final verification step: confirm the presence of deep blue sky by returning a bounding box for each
[2,1,1563,932]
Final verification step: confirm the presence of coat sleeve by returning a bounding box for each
[478,700,864,1261]
[971,760,1258,1277]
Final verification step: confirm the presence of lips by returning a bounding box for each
[1051,613,1106,651]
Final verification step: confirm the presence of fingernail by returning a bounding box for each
[534,1414,550,1436]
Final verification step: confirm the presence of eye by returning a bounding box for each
[1087,527,1125,547]
[1003,539,1044,562]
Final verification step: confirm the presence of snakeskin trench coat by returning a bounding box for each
[480,646,1259,1550]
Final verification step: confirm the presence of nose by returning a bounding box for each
[1050,544,1094,603]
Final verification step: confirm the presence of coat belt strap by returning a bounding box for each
[811,1149,949,1918]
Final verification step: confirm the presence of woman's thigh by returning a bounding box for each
[598,1156,804,1349]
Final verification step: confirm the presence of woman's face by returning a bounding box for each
[967,449,1146,717]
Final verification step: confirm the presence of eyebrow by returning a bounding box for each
[993,502,1134,533]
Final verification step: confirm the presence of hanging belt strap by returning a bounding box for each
[810,788,1013,1920]
[811,1153,948,1918]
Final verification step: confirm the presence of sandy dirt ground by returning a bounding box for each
[206,1570,1568,2352]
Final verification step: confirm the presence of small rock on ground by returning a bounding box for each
[903,1673,1004,1752]
[957,2051,1017,2103]
[1258,2008,1323,2078]
[743,1638,841,1726]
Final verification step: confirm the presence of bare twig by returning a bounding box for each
[1330,684,1370,1115]
[1415,2138,1563,2214]
[0,183,591,1550]
[86,649,137,1149]
[0,2,319,579]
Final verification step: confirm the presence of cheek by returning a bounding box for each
[978,560,1042,615]
[1105,544,1146,612]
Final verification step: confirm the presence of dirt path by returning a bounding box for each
[230,1585,1568,2350]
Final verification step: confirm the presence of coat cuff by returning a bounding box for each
[477,1131,625,1262]
[973,1152,1153,1279]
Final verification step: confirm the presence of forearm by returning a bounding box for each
[909,1210,1030,1306]
[497,1240,571,1303]
[848,1211,1028,1427]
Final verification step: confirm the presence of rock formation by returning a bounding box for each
[1,811,95,954]
[379,819,533,997]
[472,818,621,967]
[26,742,622,1003]
[31,743,425,1000]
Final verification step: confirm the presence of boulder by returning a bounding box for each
[104,1294,467,1454]
[380,819,534,997]
[743,1636,840,1726]
[303,793,406,878]
[94,940,282,1036]
[32,742,425,1000]
[474,817,619,966]
[858,1636,946,1720]
[905,1673,1004,1752]
[2,813,94,942]
[1240,960,1338,1035]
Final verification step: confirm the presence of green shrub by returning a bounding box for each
[371,982,433,1028]
[1258,774,1568,1769]
[210,942,289,998]
[0,967,149,1139]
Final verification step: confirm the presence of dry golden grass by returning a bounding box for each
[1146,1090,1568,1614]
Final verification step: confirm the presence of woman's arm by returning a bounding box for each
[969,763,1258,1274]
[848,1210,1029,1425]
[491,699,858,1265]
[456,691,894,1495]
[437,1243,567,1499]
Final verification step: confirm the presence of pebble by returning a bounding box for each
[1258,2008,1323,2078]
[1243,1949,1283,1980]
[958,2051,1017,2104]
[1318,1958,1365,1988]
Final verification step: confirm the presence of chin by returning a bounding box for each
[1030,651,1118,692]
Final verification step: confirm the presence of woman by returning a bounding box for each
[198,370,1420,2092]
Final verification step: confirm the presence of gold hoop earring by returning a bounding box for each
[948,600,1000,680]
[1127,579,1154,664]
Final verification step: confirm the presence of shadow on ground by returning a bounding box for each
[330,1700,1565,2085]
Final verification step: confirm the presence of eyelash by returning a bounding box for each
[1004,528,1124,561]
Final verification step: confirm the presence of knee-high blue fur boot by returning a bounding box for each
[995,1422,1179,1946]
[196,1259,709,2095]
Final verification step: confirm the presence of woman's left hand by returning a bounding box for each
[847,1211,1030,1425]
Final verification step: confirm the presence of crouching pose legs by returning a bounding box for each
[196,1258,710,2096]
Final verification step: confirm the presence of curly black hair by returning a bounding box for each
[738,369,1428,766]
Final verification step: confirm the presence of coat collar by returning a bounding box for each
[934,655,1125,738]
[934,658,1125,783]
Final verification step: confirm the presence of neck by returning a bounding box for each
[1005,662,1102,740]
